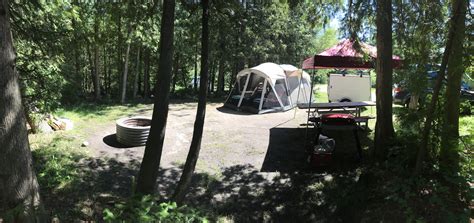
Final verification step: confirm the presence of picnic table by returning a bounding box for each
[297,101,375,116]
[300,101,376,160]
[298,101,376,129]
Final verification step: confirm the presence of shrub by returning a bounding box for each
[103,195,208,223]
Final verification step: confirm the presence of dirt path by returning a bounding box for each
[86,102,309,173]
[46,102,373,221]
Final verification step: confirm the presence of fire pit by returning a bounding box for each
[116,116,151,146]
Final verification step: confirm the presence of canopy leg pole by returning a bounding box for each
[304,69,316,152]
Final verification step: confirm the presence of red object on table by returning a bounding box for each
[321,113,355,125]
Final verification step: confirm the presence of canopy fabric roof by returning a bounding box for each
[302,39,403,70]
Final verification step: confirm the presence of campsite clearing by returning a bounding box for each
[31,100,374,221]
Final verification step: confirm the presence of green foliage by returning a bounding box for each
[459,99,472,115]
[103,196,208,223]
[382,105,473,222]
[31,134,87,190]
[10,0,344,106]
[16,39,66,112]
[12,0,73,112]
[362,133,472,222]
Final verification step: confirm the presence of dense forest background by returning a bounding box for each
[11,0,341,116]
[1,0,472,222]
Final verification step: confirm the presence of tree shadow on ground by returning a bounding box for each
[262,126,373,173]
[40,126,375,222]
[42,158,374,222]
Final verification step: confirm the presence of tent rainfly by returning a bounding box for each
[224,63,311,114]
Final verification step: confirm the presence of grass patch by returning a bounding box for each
[459,115,473,147]
[56,102,152,125]
[31,133,88,190]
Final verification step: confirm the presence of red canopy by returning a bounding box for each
[302,39,403,70]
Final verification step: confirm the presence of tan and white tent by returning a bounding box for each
[224,62,311,114]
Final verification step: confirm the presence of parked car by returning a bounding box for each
[393,70,473,107]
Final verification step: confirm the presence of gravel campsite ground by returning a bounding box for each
[30,96,376,221]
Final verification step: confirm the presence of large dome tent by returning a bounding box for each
[224,62,311,114]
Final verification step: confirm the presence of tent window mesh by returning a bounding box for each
[263,79,289,109]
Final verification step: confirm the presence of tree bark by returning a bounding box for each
[121,33,132,104]
[136,0,176,195]
[194,42,198,90]
[414,0,464,175]
[116,4,123,99]
[143,49,150,98]
[181,65,188,91]
[0,0,43,220]
[408,94,419,110]
[374,0,395,160]
[439,0,466,176]
[103,45,108,96]
[217,58,225,94]
[209,59,215,93]
[172,53,179,93]
[93,15,101,101]
[172,0,209,204]
[133,47,141,99]
[87,44,94,97]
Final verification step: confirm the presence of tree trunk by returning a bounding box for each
[414,0,464,175]
[135,0,176,195]
[194,43,198,90]
[172,53,179,93]
[103,45,108,96]
[209,59,215,93]
[133,47,141,99]
[143,49,150,98]
[374,0,395,160]
[217,58,225,94]
[72,19,81,81]
[0,0,43,220]
[181,66,188,91]
[120,26,132,104]
[172,0,209,204]
[107,47,112,95]
[116,5,123,99]
[87,44,94,97]
[408,94,419,110]
[93,16,101,101]
[439,0,466,177]
[24,109,37,134]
